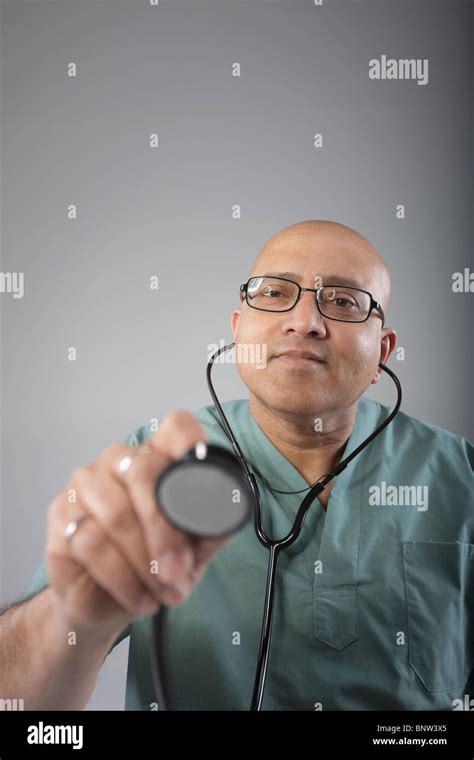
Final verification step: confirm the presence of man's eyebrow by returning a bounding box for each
[259,271,366,290]
[320,274,366,289]
[260,271,300,280]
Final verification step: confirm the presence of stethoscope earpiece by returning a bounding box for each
[155,441,253,540]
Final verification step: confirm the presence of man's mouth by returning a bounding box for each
[273,350,326,367]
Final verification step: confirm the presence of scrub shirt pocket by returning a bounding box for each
[402,541,474,692]
[314,586,359,650]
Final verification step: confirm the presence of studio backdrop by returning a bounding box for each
[0,0,472,709]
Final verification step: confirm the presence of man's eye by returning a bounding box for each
[263,287,282,297]
[334,297,355,308]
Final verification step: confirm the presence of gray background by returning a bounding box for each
[1,0,472,709]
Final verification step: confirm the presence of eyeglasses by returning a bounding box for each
[240,276,385,325]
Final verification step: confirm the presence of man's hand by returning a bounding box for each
[45,411,232,635]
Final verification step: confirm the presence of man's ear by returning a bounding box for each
[230,308,241,342]
[371,328,398,384]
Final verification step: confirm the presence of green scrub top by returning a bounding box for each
[25,396,474,710]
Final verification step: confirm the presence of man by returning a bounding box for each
[1,220,473,710]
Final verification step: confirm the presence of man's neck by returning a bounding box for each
[248,394,357,505]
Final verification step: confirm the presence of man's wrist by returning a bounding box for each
[46,587,130,651]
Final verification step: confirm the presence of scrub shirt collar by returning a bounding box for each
[240,395,373,505]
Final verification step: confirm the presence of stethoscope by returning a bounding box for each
[150,342,402,711]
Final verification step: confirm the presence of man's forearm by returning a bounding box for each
[0,587,123,710]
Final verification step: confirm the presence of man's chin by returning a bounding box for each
[256,390,336,419]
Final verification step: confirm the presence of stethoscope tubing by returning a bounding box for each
[152,342,402,711]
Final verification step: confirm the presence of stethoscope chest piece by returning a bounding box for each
[155,441,253,539]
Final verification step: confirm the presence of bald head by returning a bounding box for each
[250,219,391,313]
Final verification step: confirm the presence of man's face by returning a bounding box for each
[231,226,396,418]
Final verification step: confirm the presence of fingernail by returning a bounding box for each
[158,549,178,574]
[137,445,153,455]
[158,547,193,583]
[168,581,189,602]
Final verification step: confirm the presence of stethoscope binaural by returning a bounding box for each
[150,342,402,711]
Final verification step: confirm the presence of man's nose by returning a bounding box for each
[280,290,327,336]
